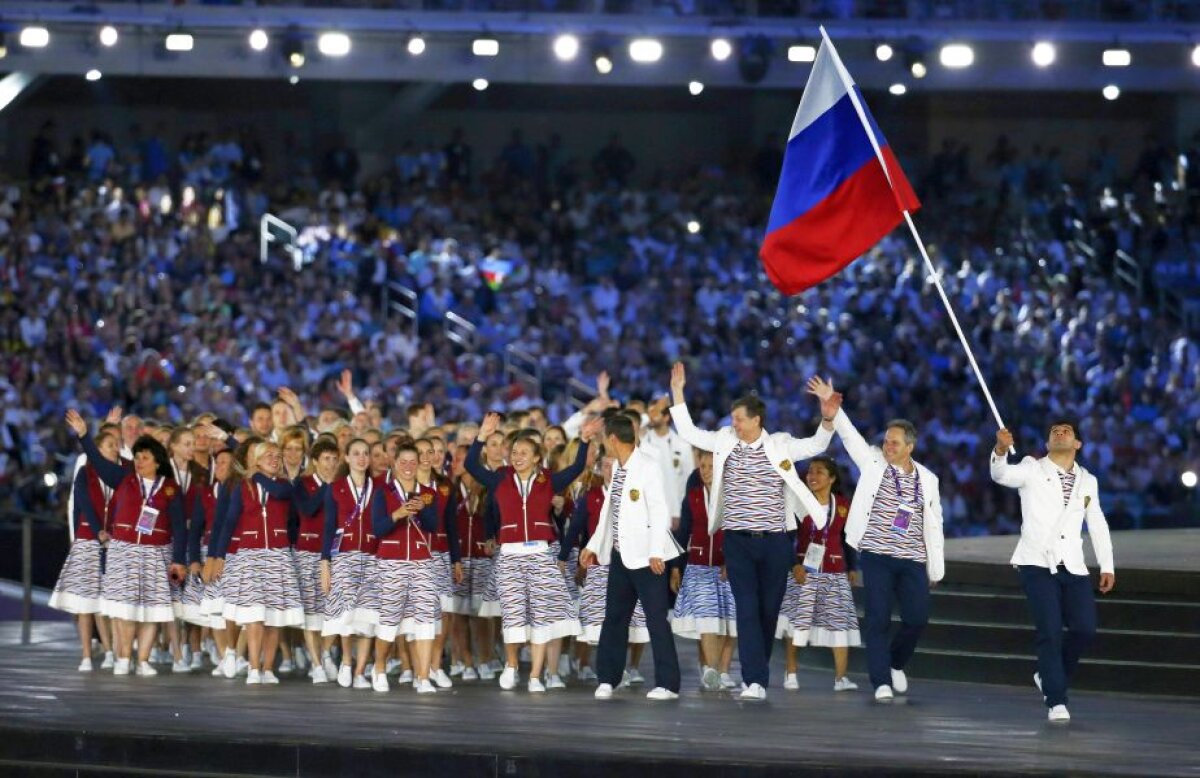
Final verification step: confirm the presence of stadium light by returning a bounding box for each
[1102,84,1120,100]
[289,74,300,85]
[875,42,893,61]
[99,25,118,48]
[1031,41,1056,67]
[939,43,974,68]
[688,80,704,95]
[686,220,701,234]
[473,38,499,57]
[629,38,662,63]
[473,78,489,91]
[318,32,351,57]
[86,69,102,81]
[1183,470,1198,488]
[249,29,269,52]
[43,472,58,489]
[553,34,579,62]
[911,60,927,78]
[594,49,613,74]
[20,26,50,48]
[407,35,426,55]
[1102,48,1130,67]
[889,82,907,95]
[1192,44,1200,67]
[165,33,194,52]
[788,45,816,63]
[711,37,732,61]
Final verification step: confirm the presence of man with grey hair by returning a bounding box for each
[808,378,944,703]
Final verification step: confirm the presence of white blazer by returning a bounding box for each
[989,453,1114,575]
[639,428,694,518]
[833,409,945,583]
[585,448,683,569]
[669,403,831,534]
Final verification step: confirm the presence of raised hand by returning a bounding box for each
[195,421,228,444]
[805,376,834,402]
[478,412,502,441]
[65,409,88,438]
[995,428,1015,456]
[104,406,123,425]
[670,362,686,394]
[337,369,354,398]
[423,403,437,428]
[580,417,604,443]
[821,391,843,421]
[278,387,304,421]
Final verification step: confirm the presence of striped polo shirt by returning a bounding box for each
[723,437,787,533]
[609,464,627,552]
[1056,466,1076,506]
[859,463,926,563]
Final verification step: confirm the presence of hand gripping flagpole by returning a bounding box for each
[818,27,1012,447]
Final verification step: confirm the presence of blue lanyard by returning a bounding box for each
[890,466,920,505]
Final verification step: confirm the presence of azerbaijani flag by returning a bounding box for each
[760,30,920,296]
[480,258,513,290]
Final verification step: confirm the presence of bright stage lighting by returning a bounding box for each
[553,34,579,61]
[875,42,893,61]
[408,36,426,55]
[711,38,732,61]
[473,38,499,57]
[99,25,118,48]
[20,27,50,48]
[788,45,816,63]
[249,29,269,52]
[939,43,974,68]
[629,38,662,63]
[165,33,194,52]
[1031,41,1056,67]
[318,32,351,57]
[1102,48,1130,67]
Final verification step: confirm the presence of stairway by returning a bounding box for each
[797,559,1200,697]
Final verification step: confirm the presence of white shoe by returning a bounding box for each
[557,654,571,679]
[626,668,645,685]
[578,665,598,682]
[546,674,566,690]
[278,659,295,675]
[235,657,249,677]
[833,676,859,692]
[246,669,262,685]
[594,683,614,699]
[890,668,908,695]
[477,664,495,681]
[783,673,799,691]
[190,652,204,671]
[212,665,224,677]
[700,666,721,691]
[113,658,131,676]
[386,658,402,675]
[875,685,894,702]
[739,683,766,701]
[720,672,737,689]
[373,673,389,692]
[449,661,466,677]
[100,651,114,670]
[337,664,353,688]
[323,656,339,681]
[647,687,679,700]
[311,666,329,684]
[415,678,438,694]
[78,658,94,672]
[528,677,546,693]
[221,650,237,679]
[1048,704,1070,723]
[261,671,279,685]
[397,669,414,685]
[462,667,479,681]
[499,666,518,690]
[431,668,453,689]
[171,660,190,673]
[207,643,221,666]
[138,661,158,677]
[618,669,632,689]
[352,674,371,689]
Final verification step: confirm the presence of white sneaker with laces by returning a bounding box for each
[207,643,221,666]
[783,673,799,690]
[323,655,339,681]
[352,674,371,689]
[397,669,414,685]
[190,652,204,671]
[618,670,632,689]
[449,661,466,677]
[594,683,614,699]
[477,664,495,681]
[546,674,566,690]
[462,667,479,681]
[235,657,250,677]
[337,664,353,688]
[294,649,308,672]
[647,687,679,701]
[100,651,115,670]
[78,658,94,672]
[278,659,295,674]
[311,666,329,684]
[113,658,131,676]
[875,685,894,702]
[373,673,389,692]
[833,676,859,692]
[212,665,224,677]
[415,678,437,694]
[890,668,908,695]
[431,668,453,689]
[246,669,262,685]
[700,666,721,691]
[138,661,158,677]
[528,677,546,693]
[499,666,518,690]
[720,673,737,689]
[739,683,766,701]
[221,650,237,679]
[578,666,598,682]
[626,668,645,685]
[171,660,190,673]
[261,671,279,685]
[1048,704,1070,723]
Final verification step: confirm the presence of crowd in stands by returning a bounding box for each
[1,111,1197,534]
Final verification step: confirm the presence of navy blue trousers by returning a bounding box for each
[596,551,680,692]
[1017,565,1097,708]
[859,550,929,690]
[723,530,794,688]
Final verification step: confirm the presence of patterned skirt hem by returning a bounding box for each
[48,590,101,615]
[793,626,862,648]
[376,619,441,643]
[222,603,305,627]
[671,616,737,639]
[503,619,581,645]
[582,624,650,646]
[99,599,175,623]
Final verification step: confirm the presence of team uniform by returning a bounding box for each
[777,494,861,648]
[49,463,115,615]
[320,475,379,638]
[671,471,737,640]
[371,479,442,642]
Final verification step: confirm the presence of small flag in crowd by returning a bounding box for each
[480,257,513,290]
[760,30,921,296]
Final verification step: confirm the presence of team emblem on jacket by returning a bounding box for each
[536,473,547,483]
[630,489,640,502]
[780,460,792,471]
[164,486,175,497]
[439,485,450,496]
[422,493,434,505]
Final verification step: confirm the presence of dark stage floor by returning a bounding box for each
[1,623,1198,777]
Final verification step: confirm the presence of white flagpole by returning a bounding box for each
[817,27,1010,437]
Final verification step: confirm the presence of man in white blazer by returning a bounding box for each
[991,422,1115,724]
[581,414,683,701]
[808,378,944,703]
[669,363,836,701]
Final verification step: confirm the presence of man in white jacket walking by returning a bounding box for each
[991,422,1115,724]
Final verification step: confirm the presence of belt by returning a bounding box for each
[726,529,786,538]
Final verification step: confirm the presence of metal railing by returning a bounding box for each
[1,512,44,645]
[1114,250,1143,297]
[444,311,477,351]
[566,377,598,410]
[259,214,303,271]
[384,282,419,340]
[504,345,543,400]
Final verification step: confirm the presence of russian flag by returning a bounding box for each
[760,33,920,296]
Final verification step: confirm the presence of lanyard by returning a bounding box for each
[346,476,372,530]
[392,480,428,546]
[140,476,164,508]
[173,462,191,495]
[890,465,920,505]
[814,495,835,543]
[256,482,269,521]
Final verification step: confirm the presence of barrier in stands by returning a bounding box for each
[259,214,302,271]
[567,377,598,409]
[444,311,477,351]
[385,282,419,340]
[505,345,543,399]
[1114,249,1143,297]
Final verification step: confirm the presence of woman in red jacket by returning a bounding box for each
[416,436,461,689]
[168,425,209,673]
[292,436,341,684]
[66,410,187,678]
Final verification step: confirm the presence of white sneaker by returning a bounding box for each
[78,658,94,672]
[352,674,371,689]
[618,669,633,689]
[113,658,131,676]
[700,666,721,691]
[261,671,279,685]
[739,683,766,701]
[171,660,190,673]
[207,642,221,666]
[415,678,438,694]
[647,687,679,700]
[278,659,295,675]
[100,651,114,670]
[783,673,799,690]
[397,669,414,685]
[875,684,894,702]
[386,658,402,676]
[720,672,737,689]
[462,667,479,681]
[235,657,250,677]
[626,668,645,685]
[557,654,571,679]
[138,661,158,677]
[546,674,566,690]
[212,665,224,677]
[594,683,614,699]
[1048,704,1070,723]
[833,676,859,692]
[890,668,908,695]
[499,666,518,690]
[431,668,453,689]
[578,665,598,682]
[449,661,466,677]
[190,652,204,671]
[246,669,262,685]
[373,673,389,692]
[477,664,495,681]
[311,666,329,684]
[337,664,353,688]
[221,650,237,679]
[528,677,546,693]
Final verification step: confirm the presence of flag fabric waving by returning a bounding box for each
[760,34,921,296]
